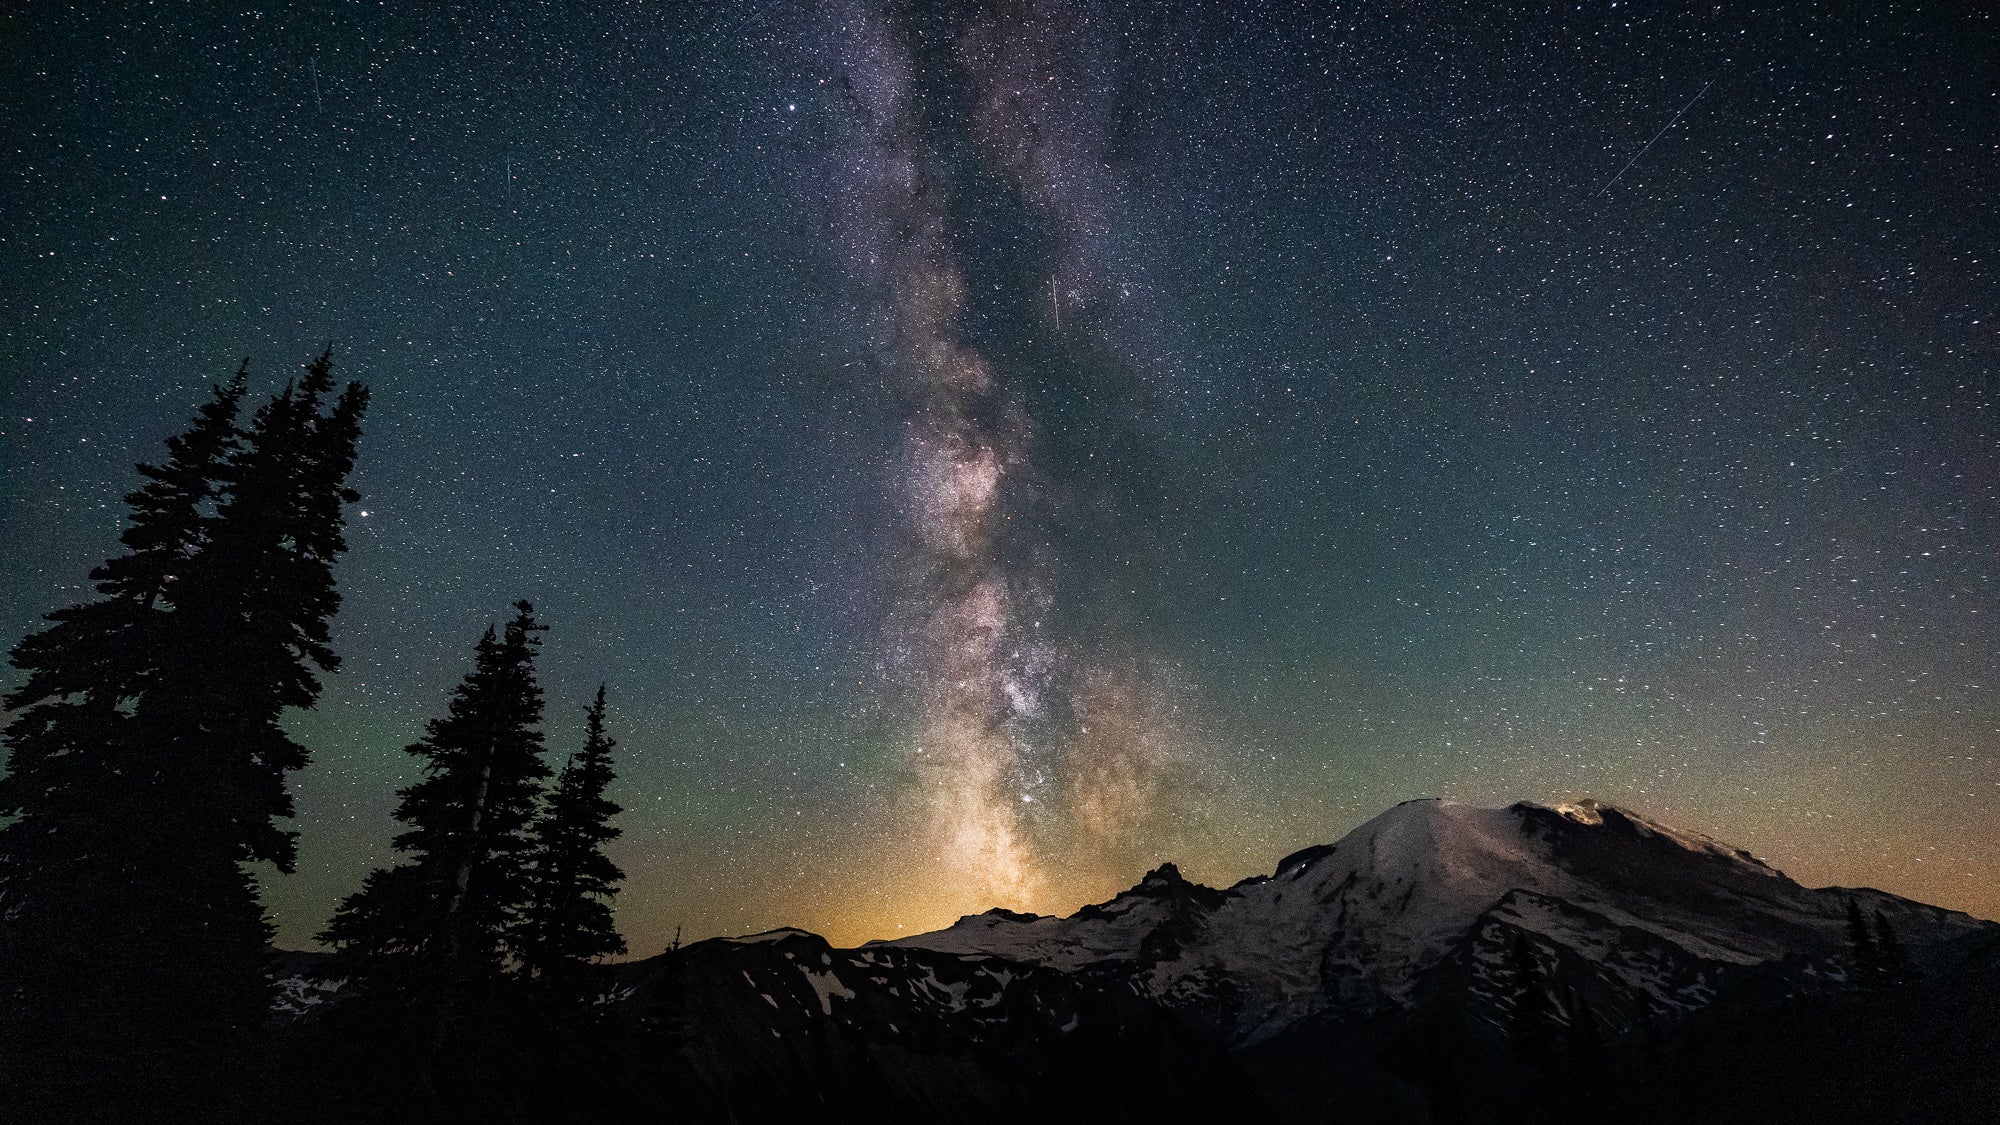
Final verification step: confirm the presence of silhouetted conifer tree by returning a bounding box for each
[149,349,368,873]
[321,603,553,1000]
[1846,897,1881,984]
[1417,1026,1468,1125]
[1634,992,1664,1061]
[517,685,627,991]
[1873,910,1912,986]
[1568,991,1605,1056]
[1506,932,1557,1049]
[0,354,366,1124]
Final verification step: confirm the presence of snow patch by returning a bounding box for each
[272,974,345,1017]
[802,969,855,1015]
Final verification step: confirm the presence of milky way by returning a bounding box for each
[816,0,1194,910]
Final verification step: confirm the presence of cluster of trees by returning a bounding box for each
[1846,898,1914,987]
[0,353,365,1122]
[0,355,629,1123]
[286,602,634,1123]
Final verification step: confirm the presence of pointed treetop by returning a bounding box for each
[584,683,612,738]
[509,600,548,644]
[298,346,336,406]
[514,682,626,981]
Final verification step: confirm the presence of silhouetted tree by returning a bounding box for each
[1569,991,1606,1057]
[321,603,553,1003]
[1633,992,1664,1063]
[148,349,368,874]
[1847,897,1881,984]
[1417,1025,1468,1125]
[1873,910,1913,986]
[1506,931,1558,1053]
[0,354,366,1123]
[517,685,627,992]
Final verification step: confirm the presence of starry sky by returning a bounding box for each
[3,1,1996,955]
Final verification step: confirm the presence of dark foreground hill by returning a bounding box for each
[277,799,2000,1123]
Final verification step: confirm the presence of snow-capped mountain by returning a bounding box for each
[593,796,1995,1121]
[873,798,1986,1042]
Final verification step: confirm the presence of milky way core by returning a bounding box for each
[819,0,1191,912]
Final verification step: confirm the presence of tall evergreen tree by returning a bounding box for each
[0,366,248,862]
[517,685,628,989]
[149,349,368,872]
[1873,909,1912,986]
[1505,931,1557,1053]
[321,603,553,995]
[0,354,366,1123]
[1567,991,1604,1056]
[0,368,248,1121]
[1846,897,1881,983]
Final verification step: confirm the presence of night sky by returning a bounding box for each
[3,1,1996,956]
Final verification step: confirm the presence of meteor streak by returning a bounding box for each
[1596,77,1715,197]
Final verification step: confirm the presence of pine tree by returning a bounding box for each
[1873,910,1913,986]
[1506,931,1556,1053]
[517,685,628,991]
[0,355,366,1123]
[1846,897,1881,984]
[1568,991,1605,1057]
[0,369,248,1121]
[0,366,248,868]
[1634,993,1664,1061]
[148,349,368,873]
[321,603,553,996]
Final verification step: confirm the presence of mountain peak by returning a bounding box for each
[975,906,1046,923]
[720,926,824,946]
[1106,860,1227,911]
